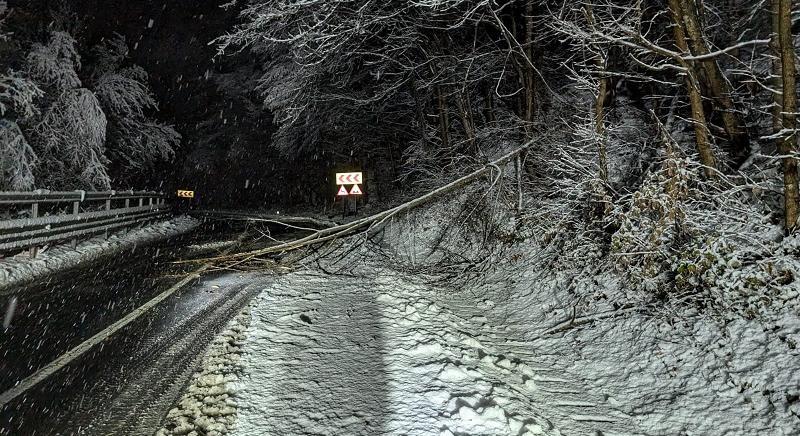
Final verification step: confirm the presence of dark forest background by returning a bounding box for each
[3,0,800,237]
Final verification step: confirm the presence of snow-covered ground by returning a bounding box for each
[0,216,199,292]
[161,199,799,435]
[162,265,637,436]
[501,255,800,435]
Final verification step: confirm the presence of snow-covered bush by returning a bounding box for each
[611,145,692,291]
[670,216,799,319]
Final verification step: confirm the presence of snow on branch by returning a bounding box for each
[681,39,771,61]
[35,88,110,188]
[94,66,158,119]
[26,31,83,90]
[110,119,180,169]
[0,120,36,190]
[0,74,43,118]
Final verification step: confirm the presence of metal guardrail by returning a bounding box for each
[0,190,171,256]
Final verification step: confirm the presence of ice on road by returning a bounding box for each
[228,268,634,436]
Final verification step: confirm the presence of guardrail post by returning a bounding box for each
[71,197,80,249]
[29,201,39,258]
[104,192,113,240]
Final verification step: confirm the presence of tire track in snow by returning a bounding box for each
[220,267,639,436]
[433,295,639,435]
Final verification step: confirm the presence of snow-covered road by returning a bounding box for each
[162,265,637,436]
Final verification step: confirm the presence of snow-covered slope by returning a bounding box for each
[159,197,800,435]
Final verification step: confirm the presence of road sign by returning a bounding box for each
[177,190,194,198]
[349,184,362,195]
[337,186,349,196]
[336,172,363,185]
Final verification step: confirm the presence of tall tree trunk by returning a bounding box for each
[776,0,799,230]
[669,0,717,177]
[456,88,476,152]
[410,75,428,148]
[436,86,450,149]
[483,83,496,125]
[675,0,750,164]
[584,4,609,183]
[685,71,717,178]
[595,73,610,184]
[523,1,536,137]
[771,0,784,136]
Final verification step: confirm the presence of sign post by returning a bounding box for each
[335,172,364,217]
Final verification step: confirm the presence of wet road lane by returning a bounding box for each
[0,222,277,435]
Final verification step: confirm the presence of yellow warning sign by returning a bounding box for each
[177,190,195,198]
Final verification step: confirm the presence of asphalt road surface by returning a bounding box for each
[0,222,270,435]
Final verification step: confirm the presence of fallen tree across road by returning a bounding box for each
[189,143,530,267]
[190,210,338,231]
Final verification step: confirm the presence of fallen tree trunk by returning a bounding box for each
[193,210,338,230]
[199,143,531,263]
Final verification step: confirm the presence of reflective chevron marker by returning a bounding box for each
[335,172,363,185]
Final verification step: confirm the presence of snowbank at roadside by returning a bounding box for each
[0,216,199,292]
[156,307,251,436]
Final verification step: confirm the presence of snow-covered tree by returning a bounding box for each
[0,73,41,118]
[34,88,110,188]
[0,17,179,190]
[26,30,82,90]
[0,119,36,190]
[0,1,42,190]
[0,73,40,191]
[19,29,113,188]
[90,35,180,173]
[218,0,536,167]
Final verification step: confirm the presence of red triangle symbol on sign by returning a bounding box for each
[337,185,349,196]
[350,184,363,195]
